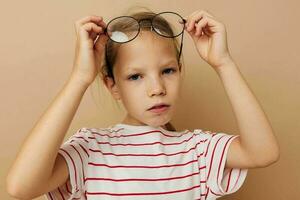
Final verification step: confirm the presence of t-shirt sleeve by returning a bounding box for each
[195,129,248,199]
[45,127,90,200]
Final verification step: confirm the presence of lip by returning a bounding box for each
[148,103,170,110]
[148,104,170,113]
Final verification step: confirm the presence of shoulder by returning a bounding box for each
[190,128,233,147]
[191,128,218,137]
[80,126,116,133]
[80,126,121,137]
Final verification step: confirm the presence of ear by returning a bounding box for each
[104,76,121,100]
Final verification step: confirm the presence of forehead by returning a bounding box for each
[114,31,178,73]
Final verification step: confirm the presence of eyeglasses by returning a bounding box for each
[104,11,186,63]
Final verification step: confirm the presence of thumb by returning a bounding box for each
[94,33,109,51]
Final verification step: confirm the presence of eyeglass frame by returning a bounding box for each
[103,11,186,72]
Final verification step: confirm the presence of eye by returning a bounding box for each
[127,67,177,81]
[163,67,177,74]
[128,74,141,81]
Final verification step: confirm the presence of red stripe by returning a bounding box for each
[198,152,204,157]
[199,165,206,170]
[86,184,200,196]
[232,169,242,189]
[57,187,65,200]
[209,188,222,196]
[66,183,83,200]
[89,139,207,157]
[206,135,226,180]
[70,144,86,185]
[85,171,204,182]
[84,165,207,183]
[88,132,202,147]
[217,136,235,186]
[47,192,54,200]
[204,133,218,157]
[69,138,89,157]
[72,136,89,143]
[65,180,82,199]
[225,168,233,192]
[60,149,79,191]
[78,143,89,157]
[208,136,235,196]
[203,185,210,198]
[65,180,72,194]
[90,129,190,139]
[205,186,209,199]
[88,158,199,168]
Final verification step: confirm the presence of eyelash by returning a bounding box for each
[127,68,177,81]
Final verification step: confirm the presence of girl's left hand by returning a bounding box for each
[184,10,233,70]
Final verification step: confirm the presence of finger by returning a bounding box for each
[94,34,109,51]
[75,15,107,32]
[186,10,214,32]
[184,11,199,31]
[80,22,103,40]
[195,16,219,36]
[81,22,103,34]
[195,17,208,36]
[186,11,203,32]
[90,32,99,41]
[76,15,105,26]
[184,10,202,24]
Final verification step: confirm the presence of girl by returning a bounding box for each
[6,8,280,200]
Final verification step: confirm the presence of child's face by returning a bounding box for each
[107,31,183,127]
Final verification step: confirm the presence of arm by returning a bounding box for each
[216,59,280,168]
[184,10,280,169]
[6,74,89,199]
[6,15,108,199]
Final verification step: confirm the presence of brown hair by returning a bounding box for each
[97,7,185,131]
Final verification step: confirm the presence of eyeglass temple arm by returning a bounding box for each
[178,18,187,61]
[178,30,184,61]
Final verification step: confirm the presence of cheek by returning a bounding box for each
[167,77,181,93]
[170,87,180,98]
[120,84,143,103]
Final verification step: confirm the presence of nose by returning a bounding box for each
[147,77,166,97]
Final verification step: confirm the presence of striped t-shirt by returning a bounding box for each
[45,123,248,200]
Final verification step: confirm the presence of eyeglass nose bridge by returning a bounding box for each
[137,16,185,39]
[136,18,155,32]
[136,18,173,38]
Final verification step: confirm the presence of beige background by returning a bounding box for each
[1,0,299,199]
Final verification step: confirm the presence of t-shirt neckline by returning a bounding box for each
[113,123,188,133]
[114,123,162,130]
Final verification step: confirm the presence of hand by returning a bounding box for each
[71,15,109,86]
[184,10,234,70]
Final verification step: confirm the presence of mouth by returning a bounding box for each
[148,103,170,113]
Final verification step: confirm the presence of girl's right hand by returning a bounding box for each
[71,15,109,86]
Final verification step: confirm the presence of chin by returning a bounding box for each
[147,118,171,128]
